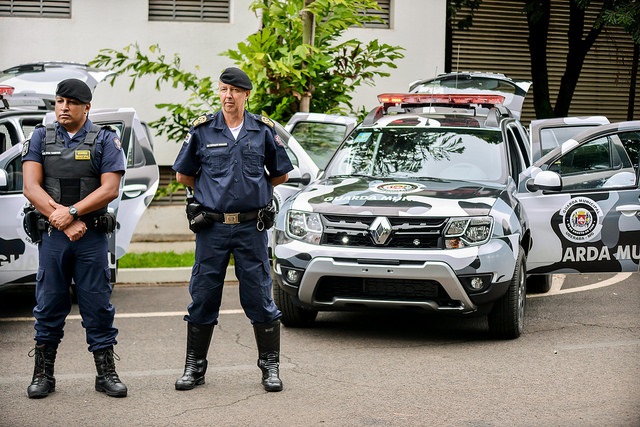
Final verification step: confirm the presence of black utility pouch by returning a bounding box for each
[93,212,117,233]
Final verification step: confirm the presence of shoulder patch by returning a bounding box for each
[260,116,274,128]
[192,115,211,128]
[21,139,30,157]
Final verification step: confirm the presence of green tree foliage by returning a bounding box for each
[90,0,404,143]
[224,0,404,120]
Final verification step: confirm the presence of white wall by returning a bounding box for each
[0,0,445,165]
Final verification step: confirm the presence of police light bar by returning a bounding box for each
[0,85,15,96]
[377,93,505,106]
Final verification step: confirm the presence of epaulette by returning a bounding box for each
[255,113,274,128]
[192,114,213,128]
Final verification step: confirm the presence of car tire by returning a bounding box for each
[273,283,318,327]
[488,249,526,339]
[527,274,552,293]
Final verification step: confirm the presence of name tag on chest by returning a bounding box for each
[75,150,91,160]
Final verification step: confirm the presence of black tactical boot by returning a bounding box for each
[93,346,128,397]
[175,323,214,390]
[27,344,57,398]
[253,320,283,392]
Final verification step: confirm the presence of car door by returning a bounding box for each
[0,144,40,285]
[519,121,640,274]
[71,108,160,259]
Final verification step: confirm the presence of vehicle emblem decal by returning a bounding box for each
[559,197,603,243]
[371,182,424,194]
[369,216,392,245]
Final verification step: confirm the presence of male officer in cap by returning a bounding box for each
[173,67,293,392]
[22,78,128,398]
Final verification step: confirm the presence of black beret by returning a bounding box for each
[219,67,253,90]
[55,78,92,103]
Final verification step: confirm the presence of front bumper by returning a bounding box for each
[273,237,518,314]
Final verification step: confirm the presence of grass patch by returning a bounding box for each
[119,251,195,268]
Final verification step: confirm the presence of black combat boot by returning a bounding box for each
[253,320,283,392]
[93,346,128,397]
[27,344,57,398]
[175,322,214,390]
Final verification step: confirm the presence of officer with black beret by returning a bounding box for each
[22,78,128,398]
[173,67,293,392]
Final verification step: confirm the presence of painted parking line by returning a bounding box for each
[0,309,244,323]
[2,274,633,321]
[528,272,634,298]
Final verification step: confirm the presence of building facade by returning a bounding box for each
[1,0,446,166]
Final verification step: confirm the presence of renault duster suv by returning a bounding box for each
[272,92,534,339]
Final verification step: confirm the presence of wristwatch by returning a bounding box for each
[69,205,79,220]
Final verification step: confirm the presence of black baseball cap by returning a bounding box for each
[55,78,92,103]
[219,67,253,90]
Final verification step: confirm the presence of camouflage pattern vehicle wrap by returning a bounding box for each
[520,121,640,274]
[272,92,533,339]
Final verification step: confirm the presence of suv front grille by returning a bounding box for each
[321,215,447,249]
[315,276,453,303]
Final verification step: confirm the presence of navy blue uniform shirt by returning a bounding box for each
[173,110,293,213]
[22,119,126,175]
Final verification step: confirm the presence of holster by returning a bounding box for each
[23,204,45,243]
[185,188,213,233]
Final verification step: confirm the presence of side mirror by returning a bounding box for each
[526,170,562,192]
[284,166,311,186]
[287,173,311,186]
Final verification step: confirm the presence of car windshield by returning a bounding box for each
[324,127,507,182]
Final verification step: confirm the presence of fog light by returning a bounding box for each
[285,269,301,284]
[469,276,484,290]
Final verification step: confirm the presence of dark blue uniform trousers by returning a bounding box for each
[185,220,281,325]
[33,228,118,352]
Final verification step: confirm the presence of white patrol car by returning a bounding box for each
[0,84,159,288]
[271,91,640,339]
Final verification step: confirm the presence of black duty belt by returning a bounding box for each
[206,210,259,225]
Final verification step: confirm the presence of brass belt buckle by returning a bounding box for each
[223,213,240,224]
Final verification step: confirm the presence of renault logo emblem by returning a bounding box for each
[369,217,392,245]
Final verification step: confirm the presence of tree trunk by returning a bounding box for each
[526,0,553,119]
[300,0,316,112]
[554,1,608,117]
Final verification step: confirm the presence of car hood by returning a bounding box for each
[288,176,505,217]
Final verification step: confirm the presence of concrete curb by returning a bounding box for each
[117,266,237,284]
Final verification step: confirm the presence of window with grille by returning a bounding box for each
[361,0,390,29]
[0,0,70,18]
[149,0,229,23]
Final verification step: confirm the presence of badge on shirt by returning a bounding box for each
[75,150,91,160]
[21,140,30,157]
[184,133,192,145]
[275,134,284,147]
[114,137,122,150]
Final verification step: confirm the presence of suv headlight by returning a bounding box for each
[286,210,323,245]
[444,216,493,249]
